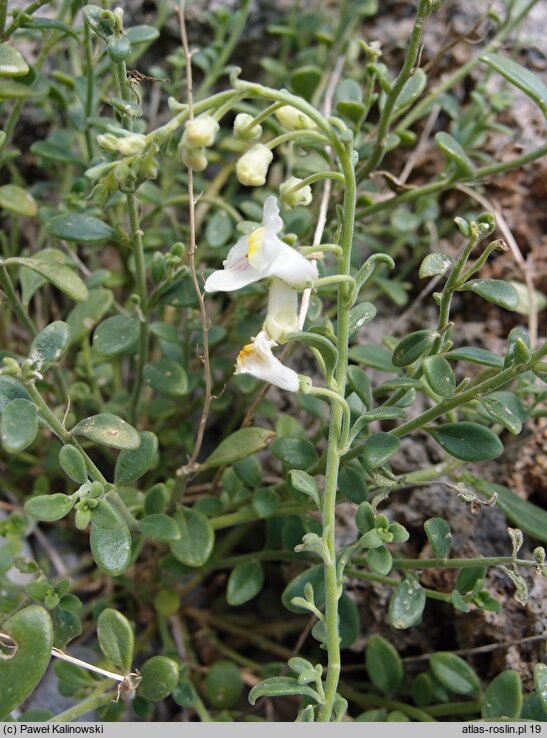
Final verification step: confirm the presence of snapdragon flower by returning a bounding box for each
[279,176,312,209]
[263,278,299,343]
[275,105,319,131]
[184,115,219,148]
[204,196,318,292]
[235,331,299,392]
[236,143,273,186]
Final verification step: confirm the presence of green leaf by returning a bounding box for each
[45,213,114,243]
[31,140,82,164]
[1,398,37,453]
[423,355,456,397]
[388,575,426,629]
[4,257,88,302]
[470,480,547,543]
[143,358,188,397]
[430,653,480,696]
[357,407,407,423]
[435,131,476,177]
[25,493,76,522]
[348,302,376,337]
[30,321,70,371]
[411,673,433,707]
[206,210,233,248]
[481,397,522,435]
[21,17,78,39]
[93,316,140,357]
[521,693,547,721]
[139,513,180,542]
[367,545,393,575]
[90,523,132,576]
[71,413,140,450]
[0,184,36,216]
[282,565,324,614]
[97,608,134,672]
[59,445,88,484]
[451,589,470,613]
[482,670,522,719]
[138,656,179,701]
[290,65,322,100]
[347,365,373,408]
[227,559,264,606]
[460,279,518,311]
[83,4,115,41]
[0,376,31,412]
[170,508,214,567]
[482,53,547,116]
[0,80,44,99]
[200,427,274,470]
[114,431,158,484]
[349,344,396,373]
[392,329,436,367]
[456,565,486,594]
[271,437,318,470]
[424,517,453,559]
[509,280,547,316]
[252,487,280,517]
[419,252,454,278]
[90,499,124,530]
[393,68,427,112]
[67,288,114,343]
[0,606,53,720]
[288,331,338,382]
[125,25,160,44]
[534,664,547,712]
[365,635,404,696]
[445,346,503,368]
[249,677,322,706]
[206,661,243,709]
[288,470,320,507]
[363,432,400,468]
[0,43,30,77]
[427,422,503,462]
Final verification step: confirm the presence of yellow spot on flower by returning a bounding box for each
[238,343,255,362]
[247,227,265,259]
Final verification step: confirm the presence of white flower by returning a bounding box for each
[236,144,273,186]
[233,113,262,142]
[263,278,299,343]
[275,105,318,131]
[279,176,312,209]
[184,115,219,148]
[180,144,208,172]
[204,196,318,292]
[235,331,299,392]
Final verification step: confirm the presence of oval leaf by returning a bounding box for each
[0,376,32,412]
[138,656,179,701]
[365,635,404,696]
[423,355,456,397]
[46,213,114,244]
[143,358,188,397]
[115,431,158,484]
[534,663,547,712]
[139,513,180,543]
[388,576,426,629]
[206,661,243,709]
[435,132,476,177]
[482,53,547,116]
[71,413,140,450]
[0,184,36,216]
[90,522,132,576]
[481,397,522,435]
[430,652,480,696]
[59,444,88,484]
[93,316,140,357]
[460,279,518,311]
[392,330,436,367]
[1,398,38,453]
[419,252,453,279]
[169,508,214,567]
[4,257,88,302]
[363,432,400,468]
[249,677,321,706]
[97,608,134,673]
[227,559,265,606]
[0,43,30,78]
[424,517,453,559]
[25,493,76,522]
[30,321,70,371]
[482,670,522,719]
[427,422,503,462]
[0,606,53,720]
[201,427,274,470]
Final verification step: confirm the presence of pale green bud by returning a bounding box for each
[279,176,312,209]
[233,113,262,141]
[181,144,208,172]
[96,133,119,153]
[184,115,219,148]
[116,133,147,156]
[236,144,273,187]
[275,105,319,131]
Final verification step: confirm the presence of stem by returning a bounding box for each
[287,171,345,191]
[358,0,430,181]
[340,683,437,722]
[0,264,37,336]
[391,556,538,570]
[83,16,95,160]
[266,129,330,150]
[48,688,115,722]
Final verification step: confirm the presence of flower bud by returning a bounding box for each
[116,133,147,156]
[236,144,273,187]
[96,133,120,153]
[233,113,262,141]
[180,144,208,172]
[275,105,318,131]
[263,278,299,343]
[279,176,312,209]
[184,115,219,148]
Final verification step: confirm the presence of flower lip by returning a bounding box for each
[204,197,318,293]
[235,330,300,392]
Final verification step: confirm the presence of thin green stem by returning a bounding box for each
[340,683,437,722]
[391,556,538,570]
[287,171,345,191]
[48,688,115,722]
[83,16,95,160]
[266,130,330,150]
[0,264,37,336]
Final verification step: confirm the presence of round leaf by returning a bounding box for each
[430,652,480,696]
[90,522,132,576]
[25,493,76,522]
[419,252,453,278]
[534,663,547,712]
[97,608,134,673]
[30,321,70,371]
[90,499,125,530]
[93,316,140,357]
[227,559,264,606]
[67,288,114,343]
[367,545,393,575]
[0,606,53,720]
[71,413,140,450]
[0,376,32,412]
[0,184,36,216]
[45,213,114,244]
[392,329,436,367]
[460,279,518,311]
[1,398,38,453]
[365,635,404,696]
[363,432,400,468]
[0,43,30,77]
[271,437,318,470]
[482,670,522,719]
[169,508,214,567]
[427,422,503,462]
[59,444,88,484]
[206,661,243,709]
[388,576,426,629]
[115,431,158,484]
[143,358,188,397]
[481,397,522,435]
[424,517,453,559]
[139,513,180,543]
[138,656,179,701]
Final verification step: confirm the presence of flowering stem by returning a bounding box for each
[265,130,330,150]
[287,171,345,192]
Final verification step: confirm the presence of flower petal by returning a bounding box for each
[263,278,299,343]
[235,330,299,392]
[267,242,318,288]
[262,196,283,234]
[204,263,265,292]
